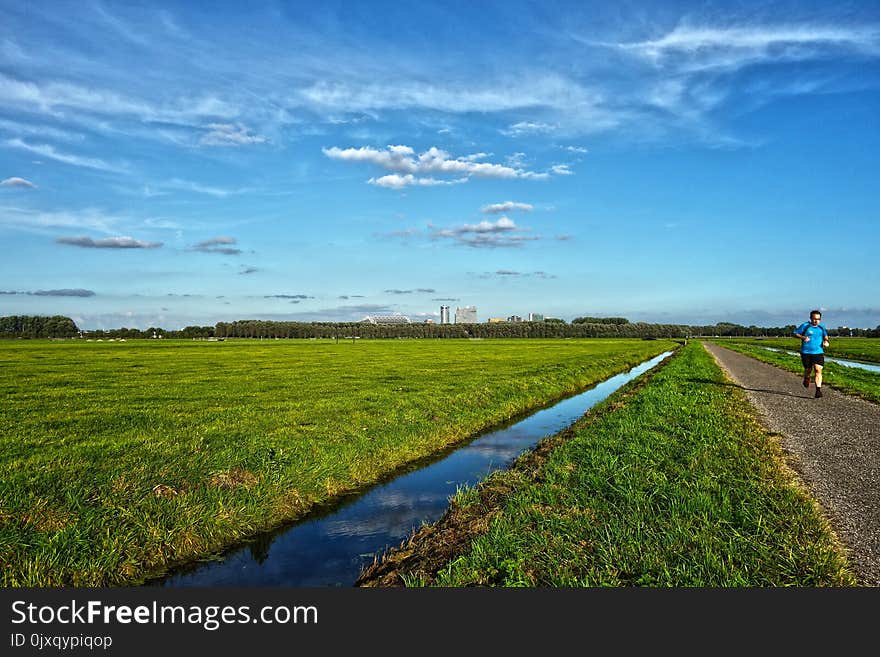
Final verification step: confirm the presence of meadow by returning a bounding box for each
[708,338,880,404]
[0,337,675,586]
[385,342,856,586]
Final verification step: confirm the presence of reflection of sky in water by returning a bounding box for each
[761,347,880,373]
[158,351,671,587]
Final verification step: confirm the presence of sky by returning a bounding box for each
[1,0,878,330]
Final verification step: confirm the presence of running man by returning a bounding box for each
[794,309,830,398]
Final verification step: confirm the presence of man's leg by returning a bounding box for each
[814,364,823,388]
[803,367,811,387]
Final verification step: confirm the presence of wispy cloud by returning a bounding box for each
[200,123,267,146]
[0,206,122,233]
[298,74,605,115]
[56,235,162,249]
[0,118,83,142]
[162,178,238,197]
[1,177,37,188]
[0,73,241,125]
[4,138,124,172]
[617,23,880,71]
[383,288,436,294]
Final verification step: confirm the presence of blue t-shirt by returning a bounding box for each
[794,322,828,354]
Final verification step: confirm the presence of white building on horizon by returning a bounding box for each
[455,305,477,323]
[440,305,450,324]
[360,313,412,324]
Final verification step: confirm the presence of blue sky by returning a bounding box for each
[1,0,878,330]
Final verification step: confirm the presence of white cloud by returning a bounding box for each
[551,164,574,175]
[1,177,37,188]
[430,216,540,248]
[368,174,467,189]
[502,121,557,136]
[482,201,534,214]
[325,145,553,186]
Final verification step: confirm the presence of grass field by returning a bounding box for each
[0,337,676,586]
[398,342,856,586]
[708,338,880,404]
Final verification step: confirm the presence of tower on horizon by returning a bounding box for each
[440,305,450,324]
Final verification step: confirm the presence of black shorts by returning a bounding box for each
[801,353,825,368]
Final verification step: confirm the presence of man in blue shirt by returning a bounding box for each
[794,309,830,398]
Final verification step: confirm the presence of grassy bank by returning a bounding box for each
[366,342,855,586]
[708,339,880,405]
[0,338,675,586]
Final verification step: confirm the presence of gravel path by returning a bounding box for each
[703,342,880,586]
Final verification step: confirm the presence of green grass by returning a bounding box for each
[708,338,880,404]
[714,336,880,365]
[420,342,855,586]
[0,337,676,586]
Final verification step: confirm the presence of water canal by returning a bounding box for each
[153,350,674,587]
[761,347,880,373]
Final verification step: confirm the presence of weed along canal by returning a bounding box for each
[154,351,674,587]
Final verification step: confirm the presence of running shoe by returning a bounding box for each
[803,374,810,388]
[815,387,823,398]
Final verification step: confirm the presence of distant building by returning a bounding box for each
[455,305,477,323]
[507,315,523,323]
[439,305,450,324]
[487,317,506,324]
[361,314,412,324]
[528,313,544,322]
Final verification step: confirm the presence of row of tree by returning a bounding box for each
[0,315,79,338]
[3,315,880,340]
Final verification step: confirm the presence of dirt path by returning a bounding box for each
[702,342,880,586]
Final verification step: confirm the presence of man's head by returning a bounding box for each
[810,310,822,323]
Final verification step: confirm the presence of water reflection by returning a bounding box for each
[155,351,672,587]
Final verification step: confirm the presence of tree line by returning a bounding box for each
[3,315,880,340]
